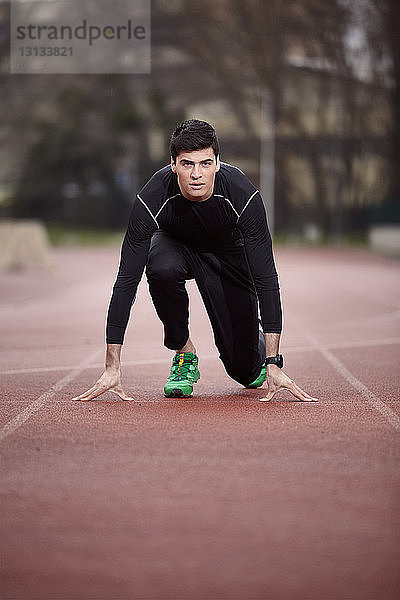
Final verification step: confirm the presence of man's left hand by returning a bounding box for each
[260,364,319,402]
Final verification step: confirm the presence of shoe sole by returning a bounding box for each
[164,375,200,398]
[164,388,192,398]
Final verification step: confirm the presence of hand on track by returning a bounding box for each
[259,365,318,402]
[72,369,133,402]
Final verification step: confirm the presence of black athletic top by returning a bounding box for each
[106,162,282,344]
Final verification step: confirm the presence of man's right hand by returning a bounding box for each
[72,368,133,402]
[72,344,133,402]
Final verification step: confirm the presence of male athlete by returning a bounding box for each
[73,120,317,402]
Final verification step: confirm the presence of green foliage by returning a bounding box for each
[1,0,397,237]
[47,225,123,247]
[111,106,141,131]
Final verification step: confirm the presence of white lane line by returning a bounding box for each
[0,354,217,376]
[2,397,396,406]
[0,357,174,376]
[0,349,102,444]
[305,332,400,432]
[309,337,400,351]
[333,308,400,327]
[2,338,400,376]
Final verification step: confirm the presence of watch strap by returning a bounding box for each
[265,354,284,368]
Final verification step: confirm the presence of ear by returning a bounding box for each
[170,157,177,173]
[216,155,220,171]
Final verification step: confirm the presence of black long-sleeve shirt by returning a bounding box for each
[106,162,282,344]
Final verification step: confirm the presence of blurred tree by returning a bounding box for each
[382,0,400,204]
[0,0,184,229]
[1,0,396,235]
[173,0,395,238]
[12,75,142,228]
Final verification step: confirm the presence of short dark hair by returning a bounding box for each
[170,119,219,162]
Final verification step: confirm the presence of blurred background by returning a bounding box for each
[0,0,399,254]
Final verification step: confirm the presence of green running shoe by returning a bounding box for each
[164,352,200,398]
[246,362,267,388]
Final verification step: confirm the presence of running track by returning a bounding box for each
[1,246,399,600]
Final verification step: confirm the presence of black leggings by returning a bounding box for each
[145,231,266,386]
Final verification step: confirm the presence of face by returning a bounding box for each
[171,147,220,202]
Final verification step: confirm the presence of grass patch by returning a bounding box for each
[46,224,368,249]
[47,225,124,247]
[273,232,368,247]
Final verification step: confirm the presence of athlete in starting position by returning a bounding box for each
[73,120,317,402]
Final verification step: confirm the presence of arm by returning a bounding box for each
[237,192,282,333]
[265,331,281,357]
[239,194,318,402]
[72,344,133,402]
[72,197,157,402]
[106,201,155,345]
[262,331,318,401]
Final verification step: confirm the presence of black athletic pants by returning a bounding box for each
[145,231,266,386]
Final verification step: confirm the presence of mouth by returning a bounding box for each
[189,183,204,189]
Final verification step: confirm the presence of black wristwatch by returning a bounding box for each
[266,354,284,368]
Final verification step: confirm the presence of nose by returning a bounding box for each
[191,164,202,179]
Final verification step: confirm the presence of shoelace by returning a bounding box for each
[171,353,194,380]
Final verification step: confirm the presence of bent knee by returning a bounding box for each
[146,260,186,283]
[222,357,262,387]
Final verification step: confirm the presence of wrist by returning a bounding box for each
[106,343,122,371]
[266,363,281,372]
[264,332,281,359]
[265,353,284,368]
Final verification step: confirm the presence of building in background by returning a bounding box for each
[0,0,397,245]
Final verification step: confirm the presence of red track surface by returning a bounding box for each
[1,246,399,600]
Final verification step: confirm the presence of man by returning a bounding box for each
[73,120,317,402]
